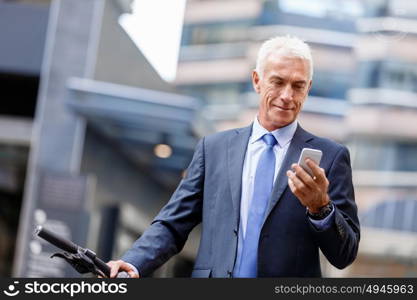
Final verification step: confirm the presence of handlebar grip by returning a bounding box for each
[35,225,78,254]
[94,258,130,278]
[93,257,111,277]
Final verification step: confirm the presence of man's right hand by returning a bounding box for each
[106,260,140,278]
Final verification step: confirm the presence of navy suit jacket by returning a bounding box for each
[122,124,360,277]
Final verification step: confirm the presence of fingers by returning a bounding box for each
[287,160,330,211]
[290,163,316,188]
[107,260,120,278]
[107,260,139,278]
[286,170,307,198]
[287,176,303,199]
[305,159,326,184]
[128,270,139,278]
[286,161,329,198]
[118,261,140,278]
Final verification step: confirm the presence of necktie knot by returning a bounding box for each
[262,133,277,147]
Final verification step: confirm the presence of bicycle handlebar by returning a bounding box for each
[35,225,128,278]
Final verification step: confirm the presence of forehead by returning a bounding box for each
[263,54,310,81]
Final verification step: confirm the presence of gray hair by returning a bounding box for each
[255,35,313,80]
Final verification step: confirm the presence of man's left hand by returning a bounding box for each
[286,158,330,213]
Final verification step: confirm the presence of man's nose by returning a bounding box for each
[280,85,293,102]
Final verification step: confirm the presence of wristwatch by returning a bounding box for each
[307,201,333,220]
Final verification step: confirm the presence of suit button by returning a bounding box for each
[233,229,238,236]
[227,270,232,278]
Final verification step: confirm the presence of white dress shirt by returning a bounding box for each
[239,117,298,238]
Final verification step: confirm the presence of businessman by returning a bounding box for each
[107,35,360,278]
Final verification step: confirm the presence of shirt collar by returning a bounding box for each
[250,116,298,147]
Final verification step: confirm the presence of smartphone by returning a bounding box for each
[297,148,323,177]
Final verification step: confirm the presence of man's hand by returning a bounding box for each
[286,158,330,213]
[106,260,140,278]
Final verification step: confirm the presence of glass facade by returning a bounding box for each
[179,42,248,62]
[357,60,417,92]
[361,198,417,233]
[260,0,359,31]
[351,139,417,172]
[181,20,253,46]
[278,0,364,19]
[178,82,246,105]
[310,71,352,99]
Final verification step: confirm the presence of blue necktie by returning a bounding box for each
[235,133,277,277]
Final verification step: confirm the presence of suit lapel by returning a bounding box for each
[227,124,252,222]
[263,125,314,223]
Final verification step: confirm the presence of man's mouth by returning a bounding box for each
[272,104,293,111]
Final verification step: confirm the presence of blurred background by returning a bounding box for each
[0,0,416,278]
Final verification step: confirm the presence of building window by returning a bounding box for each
[351,140,417,172]
[181,20,253,46]
[361,198,417,233]
[309,71,352,99]
[278,0,364,19]
[357,60,417,93]
[178,82,244,106]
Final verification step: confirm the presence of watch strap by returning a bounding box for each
[307,201,333,220]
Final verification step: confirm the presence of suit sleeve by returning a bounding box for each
[307,146,360,269]
[121,138,205,276]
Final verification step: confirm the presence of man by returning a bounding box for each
[108,35,360,278]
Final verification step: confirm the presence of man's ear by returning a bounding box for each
[252,70,261,94]
[307,80,312,93]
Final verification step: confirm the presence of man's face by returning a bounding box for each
[253,53,312,131]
